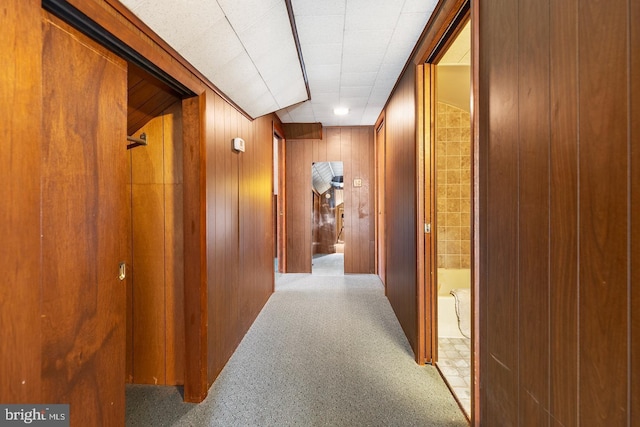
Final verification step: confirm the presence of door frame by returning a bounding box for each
[374,116,387,287]
[274,123,287,273]
[414,0,476,422]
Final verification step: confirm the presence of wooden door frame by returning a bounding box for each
[414,0,476,422]
[42,0,210,403]
[374,115,387,287]
[274,123,287,273]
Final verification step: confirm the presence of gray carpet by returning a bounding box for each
[126,273,468,426]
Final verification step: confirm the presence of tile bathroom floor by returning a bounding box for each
[438,337,471,418]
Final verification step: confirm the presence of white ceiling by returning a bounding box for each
[120,0,439,126]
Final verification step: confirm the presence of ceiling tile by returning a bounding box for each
[402,0,440,14]
[301,44,343,66]
[121,0,225,51]
[217,0,281,34]
[179,18,244,73]
[291,0,346,16]
[296,15,344,45]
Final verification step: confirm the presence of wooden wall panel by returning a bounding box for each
[42,13,127,425]
[549,0,578,424]
[285,137,313,272]
[579,1,628,422]
[163,103,185,385]
[285,127,375,274]
[127,101,185,386]
[0,0,42,404]
[383,69,419,354]
[632,0,640,422]
[517,0,550,422]
[476,0,637,424]
[204,90,275,385]
[130,116,166,384]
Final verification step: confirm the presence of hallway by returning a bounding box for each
[126,273,467,426]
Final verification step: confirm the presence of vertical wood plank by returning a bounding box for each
[549,0,579,424]
[131,115,166,384]
[384,69,419,354]
[482,0,520,422]
[518,0,550,422]
[182,94,208,402]
[41,14,127,424]
[0,0,42,404]
[578,0,629,423]
[631,0,640,422]
[163,103,185,385]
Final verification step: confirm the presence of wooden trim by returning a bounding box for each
[273,120,285,140]
[374,110,385,133]
[414,0,469,65]
[182,94,208,402]
[282,122,323,139]
[471,2,481,424]
[415,64,427,364]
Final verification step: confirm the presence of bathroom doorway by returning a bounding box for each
[311,161,345,275]
[431,17,472,418]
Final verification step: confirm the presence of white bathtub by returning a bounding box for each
[437,268,470,339]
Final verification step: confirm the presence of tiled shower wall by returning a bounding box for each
[436,102,471,269]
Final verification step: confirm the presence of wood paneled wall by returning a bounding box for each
[2,0,278,422]
[204,90,276,384]
[127,102,185,386]
[285,127,375,274]
[476,0,639,424]
[379,69,419,355]
[0,0,43,405]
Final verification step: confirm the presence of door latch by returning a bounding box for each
[118,262,126,281]
[424,223,431,233]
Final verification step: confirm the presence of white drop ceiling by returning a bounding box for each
[120,0,439,126]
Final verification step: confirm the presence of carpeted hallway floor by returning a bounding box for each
[126,261,468,426]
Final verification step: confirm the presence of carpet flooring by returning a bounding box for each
[126,269,468,426]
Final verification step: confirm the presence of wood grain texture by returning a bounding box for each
[283,122,322,140]
[127,64,180,136]
[517,0,550,422]
[476,0,637,424]
[204,90,275,385]
[0,0,43,405]
[481,0,520,423]
[549,0,578,423]
[41,13,127,424]
[383,68,419,356]
[131,181,166,384]
[285,127,375,274]
[579,0,629,422]
[127,102,185,386]
[632,1,640,423]
[163,103,185,385]
[181,94,208,402]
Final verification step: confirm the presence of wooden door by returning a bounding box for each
[42,13,127,425]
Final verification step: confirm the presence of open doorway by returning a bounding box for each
[432,19,472,418]
[311,161,345,275]
[125,64,185,388]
